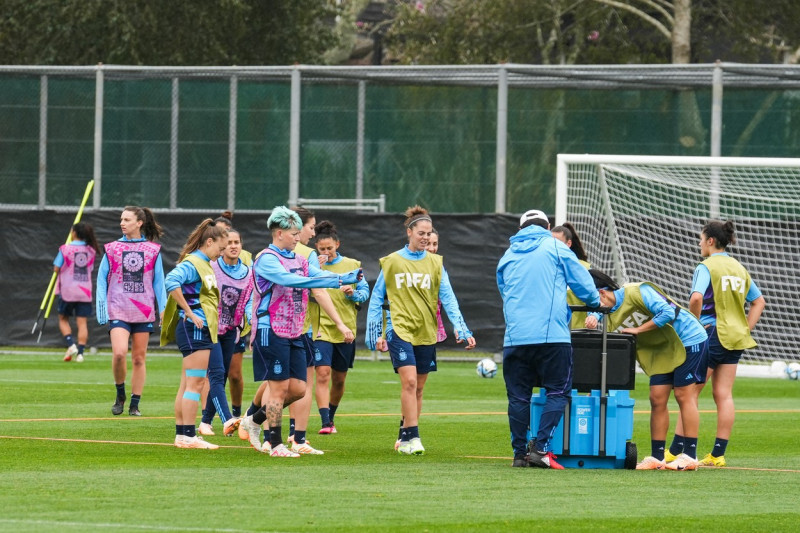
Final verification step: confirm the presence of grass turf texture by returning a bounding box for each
[1,349,799,532]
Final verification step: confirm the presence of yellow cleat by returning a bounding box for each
[699,453,726,467]
[664,450,678,463]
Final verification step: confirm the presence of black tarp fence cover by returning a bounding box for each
[4,210,521,352]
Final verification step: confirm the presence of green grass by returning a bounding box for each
[1,348,800,532]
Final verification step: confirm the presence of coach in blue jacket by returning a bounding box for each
[497,209,600,469]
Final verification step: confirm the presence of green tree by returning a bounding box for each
[0,0,340,65]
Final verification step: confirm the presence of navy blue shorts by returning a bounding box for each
[314,340,356,372]
[109,320,154,334]
[650,340,709,387]
[174,320,215,357]
[251,327,308,382]
[57,298,92,318]
[386,329,437,374]
[706,326,743,368]
[301,334,316,368]
[218,329,241,376]
[502,343,573,396]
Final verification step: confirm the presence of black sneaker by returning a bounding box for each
[111,396,125,416]
[128,407,141,417]
[512,455,530,468]
[527,448,565,470]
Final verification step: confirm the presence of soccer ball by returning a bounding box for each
[476,358,498,378]
[787,362,800,381]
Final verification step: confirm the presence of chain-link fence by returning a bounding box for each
[2,64,800,215]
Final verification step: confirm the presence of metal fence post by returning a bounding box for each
[92,64,104,209]
[170,77,179,210]
[710,61,723,219]
[356,80,366,202]
[228,74,238,211]
[495,66,508,214]
[38,75,47,209]
[289,66,301,206]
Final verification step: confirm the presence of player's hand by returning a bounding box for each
[462,336,476,350]
[620,327,638,335]
[337,323,355,343]
[376,337,388,352]
[318,254,329,267]
[186,311,204,329]
[585,316,598,329]
[356,268,364,282]
[341,285,354,296]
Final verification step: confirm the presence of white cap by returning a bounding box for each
[519,209,549,227]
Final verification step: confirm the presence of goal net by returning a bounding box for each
[556,154,800,365]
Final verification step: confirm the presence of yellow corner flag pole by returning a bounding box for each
[33,180,95,341]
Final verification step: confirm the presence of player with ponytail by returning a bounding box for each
[667,220,765,467]
[53,222,101,363]
[161,219,229,449]
[366,206,476,456]
[96,206,166,416]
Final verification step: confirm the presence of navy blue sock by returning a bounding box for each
[295,430,307,445]
[184,425,196,438]
[252,407,267,425]
[176,425,183,436]
[115,383,126,400]
[651,440,666,461]
[289,418,296,437]
[683,437,698,459]
[407,426,420,440]
[232,405,241,417]
[269,426,283,448]
[669,433,685,455]
[400,427,409,442]
[246,402,259,417]
[319,408,331,426]
[329,403,338,422]
[130,394,141,409]
[77,344,85,355]
[398,418,404,440]
[712,438,728,457]
[64,335,74,346]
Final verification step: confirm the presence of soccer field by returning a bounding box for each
[1,349,799,532]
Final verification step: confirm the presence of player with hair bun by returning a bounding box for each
[96,206,167,416]
[312,220,370,434]
[366,206,476,456]
[53,222,101,363]
[552,222,592,330]
[666,220,765,467]
[238,206,362,457]
[162,219,229,449]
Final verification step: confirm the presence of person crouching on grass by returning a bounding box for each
[161,219,228,449]
[586,274,709,471]
[238,207,362,458]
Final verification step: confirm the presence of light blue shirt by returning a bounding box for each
[164,250,211,325]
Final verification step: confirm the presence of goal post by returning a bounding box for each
[556,154,800,365]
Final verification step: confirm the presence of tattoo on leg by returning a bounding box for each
[266,400,282,426]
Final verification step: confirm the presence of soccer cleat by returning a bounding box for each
[259,440,272,454]
[397,437,425,455]
[238,418,250,441]
[527,449,564,469]
[174,435,186,448]
[239,415,262,451]
[180,436,219,450]
[111,396,125,416]
[291,441,324,455]
[699,453,726,467]
[394,439,402,451]
[269,443,300,458]
[664,450,678,463]
[318,423,337,435]
[635,456,667,470]
[64,344,78,362]
[198,422,215,436]
[287,434,311,447]
[222,417,241,437]
[75,353,84,363]
[665,453,699,471]
[128,407,141,417]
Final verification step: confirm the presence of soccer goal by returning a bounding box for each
[556,154,800,365]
